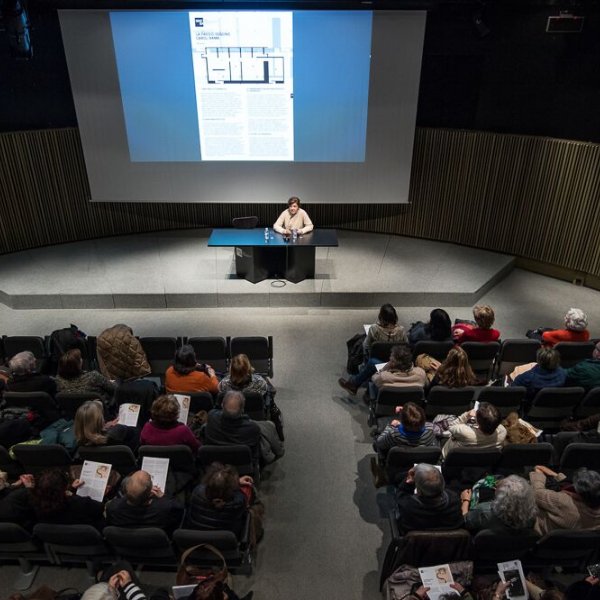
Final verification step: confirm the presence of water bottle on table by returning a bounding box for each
[264,227,269,243]
[292,228,298,242]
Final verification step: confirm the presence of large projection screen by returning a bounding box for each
[59,10,426,204]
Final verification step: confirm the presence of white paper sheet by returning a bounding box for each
[118,403,141,427]
[76,460,111,502]
[141,456,170,495]
[174,394,191,424]
[418,564,455,600]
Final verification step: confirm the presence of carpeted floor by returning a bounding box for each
[0,268,599,599]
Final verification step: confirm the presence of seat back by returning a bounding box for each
[495,339,541,377]
[138,444,197,473]
[0,522,42,555]
[243,391,266,421]
[374,386,425,417]
[442,448,502,484]
[77,445,137,477]
[462,342,500,377]
[187,337,229,374]
[187,392,215,415]
[3,392,57,415]
[528,529,600,570]
[559,443,600,474]
[198,444,253,477]
[385,446,442,484]
[472,529,538,569]
[232,216,259,229]
[56,392,100,420]
[574,387,600,418]
[498,443,554,474]
[33,523,109,565]
[554,342,596,368]
[370,342,396,362]
[475,386,526,418]
[425,386,475,419]
[104,526,176,563]
[139,337,178,377]
[173,527,251,574]
[525,386,585,430]
[0,444,22,479]
[12,444,72,475]
[412,341,454,362]
[2,336,48,372]
[229,336,273,377]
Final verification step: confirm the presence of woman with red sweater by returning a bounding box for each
[452,304,500,344]
[542,307,590,346]
[140,394,200,453]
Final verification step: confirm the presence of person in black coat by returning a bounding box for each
[186,462,253,539]
[205,391,261,468]
[106,470,184,534]
[395,464,463,533]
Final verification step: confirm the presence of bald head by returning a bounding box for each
[124,470,153,506]
[222,390,245,418]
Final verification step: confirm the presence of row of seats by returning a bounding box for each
[0,334,274,378]
[381,519,600,589]
[368,339,598,378]
[369,385,600,430]
[2,442,257,491]
[0,520,252,591]
[383,442,600,484]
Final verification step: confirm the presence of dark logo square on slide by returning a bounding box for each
[195,18,204,27]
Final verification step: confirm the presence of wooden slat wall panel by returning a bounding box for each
[1,127,600,276]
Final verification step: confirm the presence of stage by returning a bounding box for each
[0,229,514,309]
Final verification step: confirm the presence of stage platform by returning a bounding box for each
[0,229,515,309]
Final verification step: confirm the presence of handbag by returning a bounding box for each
[176,544,230,599]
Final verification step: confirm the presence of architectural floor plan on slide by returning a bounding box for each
[189,11,294,161]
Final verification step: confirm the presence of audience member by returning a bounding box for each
[205,391,261,468]
[219,354,270,407]
[441,402,506,459]
[106,470,184,534]
[140,394,200,453]
[375,402,438,457]
[529,465,600,535]
[565,576,600,600]
[565,340,600,390]
[370,344,428,397]
[395,464,463,532]
[96,324,151,381]
[75,399,139,452]
[81,569,146,600]
[6,350,57,397]
[510,346,566,399]
[452,305,500,344]
[364,303,407,356]
[165,344,219,395]
[428,346,480,390]
[29,468,105,529]
[462,475,537,535]
[407,308,453,346]
[55,348,115,404]
[187,462,252,538]
[541,308,590,346]
[5,350,59,427]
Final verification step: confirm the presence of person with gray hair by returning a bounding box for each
[530,465,600,535]
[81,568,146,600]
[395,464,463,533]
[205,390,261,469]
[462,475,537,534]
[5,350,57,398]
[542,307,590,346]
[105,470,184,534]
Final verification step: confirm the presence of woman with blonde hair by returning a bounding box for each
[74,399,139,451]
[219,354,270,405]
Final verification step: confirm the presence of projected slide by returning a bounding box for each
[189,12,294,161]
